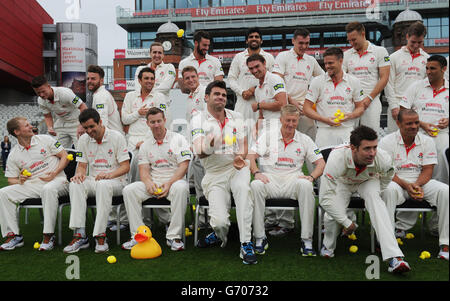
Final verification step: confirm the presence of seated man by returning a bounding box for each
[319,125,411,274]
[248,104,325,256]
[380,109,448,261]
[64,109,130,254]
[191,80,256,265]
[121,108,191,251]
[0,117,69,251]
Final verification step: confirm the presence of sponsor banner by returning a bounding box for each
[114,80,135,91]
[60,32,86,72]
[114,48,150,59]
[191,0,373,17]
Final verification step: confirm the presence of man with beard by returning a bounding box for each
[178,31,224,93]
[228,28,275,124]
[87,65,124,135]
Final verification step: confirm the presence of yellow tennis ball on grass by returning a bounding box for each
[107,255,117,264]
[349,245,358,253]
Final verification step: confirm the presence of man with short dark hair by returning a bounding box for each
[191,80,256,265]
[0,117,69,251]
[273,28,324,140]
[319,125,411,274]
[228,27,275,124]
[380,109,448,261]
[134,42,176,97]
[63,109,130,254]
[87,65,124,135]
[385,21,429,133]
[303,47,365,148]
[343,21,390,130]
[178,31,224,92]
[247,54,287,138]
[121,108,191,251]
[32,75,88,148]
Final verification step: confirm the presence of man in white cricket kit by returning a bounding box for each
[319,125,411,274]
[178,31,224,93]
[122,67,171,191]
[32,75,88,148]
[247,53,287,139]
[385,21,429,133]
[87,65,125,135]
[182,66,207,202]
[248,105,325,256]
[134,42,176,98]
[273,28,324,140]
[121,107,191,251]
[303,47,366,148]
[191,80,257,265]
[228,27,275,124]
[400,55,448,183]
[380,109,449,261]
[87,64,127,230]
[343,22,390,130]
[64,109,130,254]
[0,117,69,251]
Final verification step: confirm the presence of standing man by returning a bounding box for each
[319,125,411,274]
[87,65,124,135]
[273,28,324,140]
[400,55,448,183]
[32,75,88,148]
[87,64,127,231]
[380,109,448,261]
[303,47,366,148]
[63,109,130,254]
[178,31,224,92]
[134,42,177,98]
[385,21,429,133]
[247,54,287,138]
[0,117,69,251]
[343,22,390,130]
[228,27,275,124]
[190,80,256,265]
[248,104,325,255]
[121,108,191,251]
[182,66,207,203]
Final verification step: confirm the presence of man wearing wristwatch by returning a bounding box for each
[248,105,325,256]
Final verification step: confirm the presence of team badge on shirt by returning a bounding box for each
[314,149,321,155]
[72,96,80,104]
[96,104,105,109]
[54,141,61,148]
[273,83,284,91]
[384,56,390,62]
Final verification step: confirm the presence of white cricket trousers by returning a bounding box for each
[382,180,449,246]
[202,164,254,244]
[386,104,398,134]
[359,97,381,130]
[315,127,353,149]
[123,180,188,240]
[321,179,404,261]
[68,177,125,237]
[0,176,68,237]
[55,121,79,149]
[251,174,315,240]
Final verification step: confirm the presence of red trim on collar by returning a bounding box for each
[405,143,416,156]
[333,80,342,89]
[433,87,446,98]
[24,145,31,151]
[197,58,206,66]
[355,165,367,177]
[297,55,303,61]
[358,50,368,58]
[410,52,421,60]
[284,139,294,149]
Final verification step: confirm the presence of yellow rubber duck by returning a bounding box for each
[131,225,162,259]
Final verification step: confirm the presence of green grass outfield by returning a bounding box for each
[0,168,448,282]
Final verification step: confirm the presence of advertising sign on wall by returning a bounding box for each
[60,32,86,101]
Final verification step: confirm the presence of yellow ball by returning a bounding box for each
[397,238,403,245]
[349,245,358,253]
[422,251,431,259]
[177,29,184,38]
[334,118,340,123]
[66,154,74,161]
[154,188,162,195]
[405,233,415,239]
[33,242,40,249]
[348,233,357,241]
[107,255,117,264]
